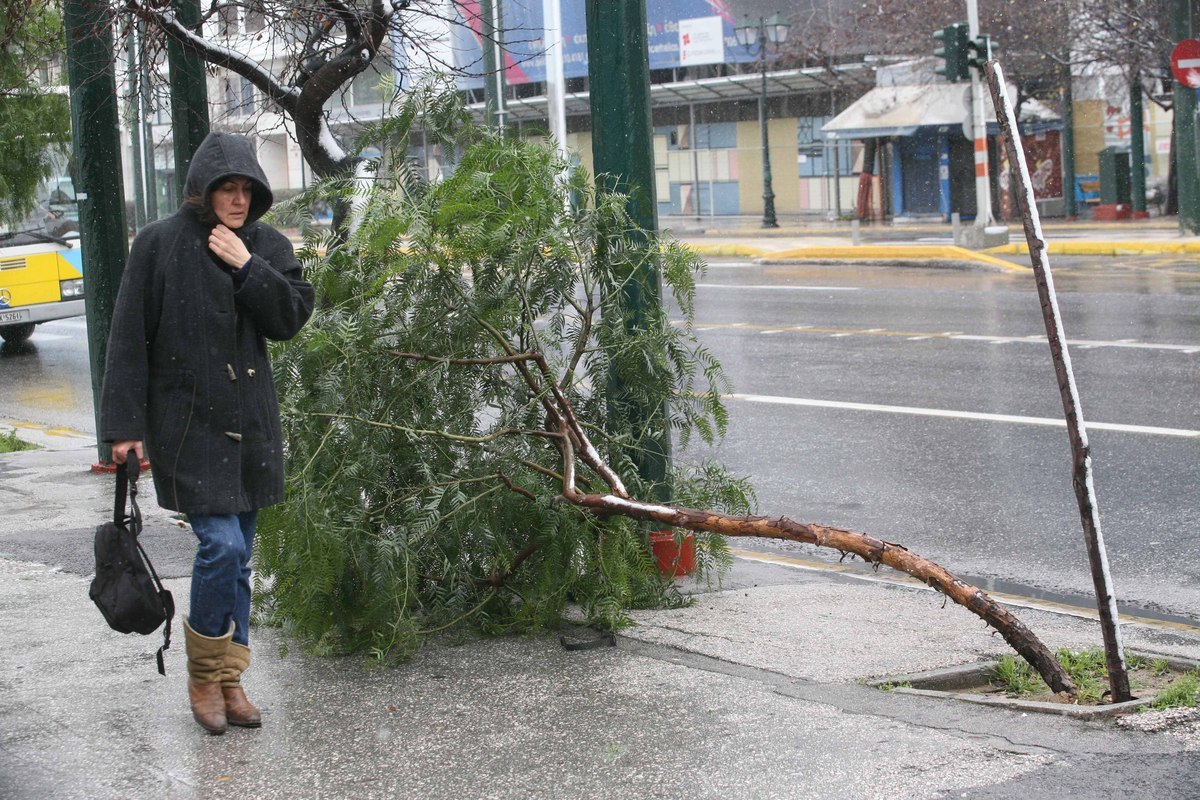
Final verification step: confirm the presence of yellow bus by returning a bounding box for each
[0,170,84,345]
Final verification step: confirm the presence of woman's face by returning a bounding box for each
[210,177,253,229]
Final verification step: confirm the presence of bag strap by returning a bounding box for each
[135,533,174,676]
[115,459,173,676]
[113,457,141,527]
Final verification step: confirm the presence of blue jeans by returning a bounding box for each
[188,511,257,646]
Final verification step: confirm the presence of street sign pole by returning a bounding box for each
[1171,8,1200,234]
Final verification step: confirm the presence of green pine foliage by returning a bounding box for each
[255,81,751,661]
[0,1,71,229]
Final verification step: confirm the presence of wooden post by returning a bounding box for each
[984,61,1131,703]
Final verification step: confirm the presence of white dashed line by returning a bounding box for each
[727,394,1200,439]
[696,283,859,291]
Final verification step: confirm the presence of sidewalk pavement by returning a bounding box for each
[4,434,1200,799]
[661,216,1200,271]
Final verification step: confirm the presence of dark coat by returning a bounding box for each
[100,133,314,515]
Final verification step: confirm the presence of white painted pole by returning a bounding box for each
[542,0,567,158]
[966,0,992,226]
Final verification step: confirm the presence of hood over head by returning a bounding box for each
[184,132,273,225]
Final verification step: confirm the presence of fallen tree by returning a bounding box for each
[257,87,1076,696]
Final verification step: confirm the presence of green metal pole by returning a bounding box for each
[1173,0,1200,234]
[1129,78,1147,217]
[586,0,670,499]
[756,20,778,228]
[63,0,129,466]
[1061,74,1077,219]
[168,0,209,205]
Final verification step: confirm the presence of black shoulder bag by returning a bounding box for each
[89,457,175,675]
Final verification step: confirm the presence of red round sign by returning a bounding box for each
[1172,39,1200,88]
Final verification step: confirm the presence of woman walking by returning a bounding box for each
[101,132,314,734]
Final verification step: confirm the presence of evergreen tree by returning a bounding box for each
[0,0,70,229]
[255,83,751,660]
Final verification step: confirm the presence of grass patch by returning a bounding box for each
[877,680,912,692]
[985,648,1200,709]
[1150,672,1200,710]
[0,429,37,453]
[990,656,1041,695]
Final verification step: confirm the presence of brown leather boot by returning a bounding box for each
[184,619,234,735]
[220,642,262,728]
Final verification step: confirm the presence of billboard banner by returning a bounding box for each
[679,16,726,66]
[453,0,752,88]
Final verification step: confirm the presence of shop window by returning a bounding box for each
[797,115,852,177]
[655,122,737,151]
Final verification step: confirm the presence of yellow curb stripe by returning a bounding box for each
[729,547,1200,634]
[0,419,92,439]
[985,241,1200,256]
[761,245,1028,273]
[684,243,770,258]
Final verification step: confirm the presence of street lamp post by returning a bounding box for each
[736,15,789,229]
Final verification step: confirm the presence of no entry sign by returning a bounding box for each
[1172,39,1200,88]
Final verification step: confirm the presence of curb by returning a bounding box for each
[0,418,94,451]
[870,652,1200,719]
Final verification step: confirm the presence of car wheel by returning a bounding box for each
[0,323,35,343]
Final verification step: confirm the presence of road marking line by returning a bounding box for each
[680,320,1199,353]
[727,393,1200,439]
[696,283,859,291]
[951,333,1196,352]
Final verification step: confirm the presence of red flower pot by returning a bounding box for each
[649,530,695,577]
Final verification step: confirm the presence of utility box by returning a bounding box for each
[1098,147,1131,206]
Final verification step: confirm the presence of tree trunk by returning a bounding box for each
[984,60,1130,702]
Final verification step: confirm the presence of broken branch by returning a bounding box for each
[565,490,1078,697]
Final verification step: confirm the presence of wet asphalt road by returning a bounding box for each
[684,257,1200,621]
[0,316,95,434]
[2,256,1197,621]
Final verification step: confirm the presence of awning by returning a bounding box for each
[466,63,876,123]
[823,81,1058,140]
[822,83,978,140]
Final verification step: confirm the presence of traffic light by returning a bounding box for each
[933,23,970,82]
[967,34,995,69]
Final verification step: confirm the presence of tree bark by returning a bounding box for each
[564,489,1078,697]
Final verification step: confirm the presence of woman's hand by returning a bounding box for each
[209,224,252,269]
[112,440,143,464]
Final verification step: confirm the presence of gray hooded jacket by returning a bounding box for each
[100,132,314,515]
